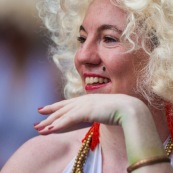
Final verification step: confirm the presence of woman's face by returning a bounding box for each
[75,0,149,96]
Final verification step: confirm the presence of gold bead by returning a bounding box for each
[88,134,92,138]
[70,129,95,172]
[83,150,88,155]
[165,137,173,157]
[77,164,81,168]
[86,141,90,145]
[81,153,85,157]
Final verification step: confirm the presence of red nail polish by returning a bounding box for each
[33,122,40,126]
[37,127,45,131]
[38,107,44,111]
[48,126,54,130]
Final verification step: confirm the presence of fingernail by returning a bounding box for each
[37,127,45,131]
[48,126,54,130]
[38,107,44,111]
[33,122,40,126]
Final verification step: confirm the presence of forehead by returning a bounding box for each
[83,0,127,31]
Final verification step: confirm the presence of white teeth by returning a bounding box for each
[98,78,103,83]
[85,77,109,84]
[104,78,108,83]
[94,77,99,83]
[86,77,90,84]
[90,77,94,84]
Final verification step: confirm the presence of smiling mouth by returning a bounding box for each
[85,76,110,85]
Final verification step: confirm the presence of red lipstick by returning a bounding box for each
[85,83,107,90]
[84,73,111,91]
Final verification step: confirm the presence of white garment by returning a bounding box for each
[62,144,102,173]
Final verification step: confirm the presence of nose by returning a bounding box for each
[75,39,101,66]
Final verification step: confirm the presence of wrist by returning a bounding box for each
[120,101,165,164]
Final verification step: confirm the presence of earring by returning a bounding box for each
[102,66,106,71]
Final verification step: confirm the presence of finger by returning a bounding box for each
[34,103,74,130]
[38,111,83,135]
[37,125,55,135]
[38,99,73,115]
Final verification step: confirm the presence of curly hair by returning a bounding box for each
[38,0,173,104]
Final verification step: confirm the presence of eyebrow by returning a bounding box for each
[79,25,86,32]
[79,24,122,34]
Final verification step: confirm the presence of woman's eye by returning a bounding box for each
[77,36,86,43]
[103,36,118,43]
[102,36,119,47]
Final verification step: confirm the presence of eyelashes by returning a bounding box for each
[77,36,86,43]
[103,36,119,43]
[77,35,119,46]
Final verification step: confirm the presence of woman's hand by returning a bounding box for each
[34,94,147,135]
[34,93,168,169]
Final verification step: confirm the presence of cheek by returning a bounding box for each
[101,46,132,74]
[74,52,80,72]
[105,54,133,76]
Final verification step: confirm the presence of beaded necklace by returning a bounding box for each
[71,123,100,173]
[165,137,173,157]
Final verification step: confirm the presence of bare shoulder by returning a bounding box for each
[1,127,89,173]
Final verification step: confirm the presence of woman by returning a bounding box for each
[2,0,173,172]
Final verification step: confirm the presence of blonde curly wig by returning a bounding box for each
[38,0,173,104]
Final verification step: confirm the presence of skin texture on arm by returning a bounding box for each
[1,135,59,173]
[34,94,173,172]
[1,128,89,173]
